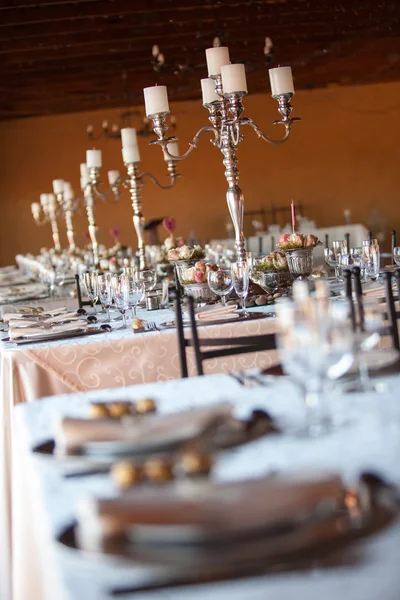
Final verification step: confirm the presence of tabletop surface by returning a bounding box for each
[15,371,400,600]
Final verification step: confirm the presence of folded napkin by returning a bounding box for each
[56,403,233,455]
[77,471,345,552]
[9,320,87,340]
[193,304,239,322]
[2,307,68,322]
[9,311,79,328]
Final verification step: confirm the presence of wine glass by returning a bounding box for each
[276,299,354,436]
[362,245,380,281]
[125,276,145,317]
[82,271,98,312]
[332,240,347,280]
[110,275,129,329]
[134,269,157,293]
[96,273,113,321]
[393,247,400,267]
[207,269,234,306]
[324,248,339,280]
[231,261,249,317]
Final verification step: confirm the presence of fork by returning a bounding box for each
[146,321,159,331]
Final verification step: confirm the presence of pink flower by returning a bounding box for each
[109,227,120,240]
[195,261,206,273]
[163,217,176,235]
[109,256,117,265]
[167,249,180,261]
[276,233,292,251]
[271,251,288,270]
[194,271,205,283]
[261,256,273,269]
[304,234,319,248]
[289,233,304,248]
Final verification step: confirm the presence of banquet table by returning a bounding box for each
[0,301,278,600]
[12,371,400,600]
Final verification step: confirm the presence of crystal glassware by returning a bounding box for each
[96,273,113,321]
[332,240,347,280]
[231,261,249,316]
[324,248,339,279]
[362,244,380,281]
[110,275,130,329]
[393,247,400,267]
[125,276,146,317]
[207,269,234,306]
[134,269,157,293]
[82,271,98,312]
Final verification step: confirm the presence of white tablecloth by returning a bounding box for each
[13,372,400,600]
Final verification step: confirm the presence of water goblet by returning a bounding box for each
[231,261,249,317]
[96,273,113,321]
[207,269,234,306]
[362,245,380,282]
[82,271,98,312]
[393,247,400,267]
[126,278,146,317]
[134,269,157,293]
[110,275,130,329]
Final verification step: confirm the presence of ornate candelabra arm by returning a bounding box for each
[32,214,49,227]
[241,93,300,145]
[126,162,147,270]
[63,200,76,252]
[92,182,121,205]
[139,163,179,190]
[83,186,100,268]
[48,210,61,252]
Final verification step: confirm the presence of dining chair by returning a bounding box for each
[172,291,277,377]
[75,274,92,310]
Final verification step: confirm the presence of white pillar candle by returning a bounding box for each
[163,141,179,161]
[86,149,102,168]
[122,145,140,164]
[40,193,48,206]
[80,176,90,191]
[108,170,120,185]
[31,202,40,216]
[221,64,247,94]
[47,194,56,209]
[121,128,137,147]
[63,182,74,200]
[143,85,169,116]
[205,46,230,76]
[52,179,65,194]
[269,66,294,96]
[80,163,89,177]
[201,78,220,104]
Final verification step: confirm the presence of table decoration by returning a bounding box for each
[143,46,299,262]
[53,180,80,253]
[277,232,321,279]
[31,193,61,252]
[251,251,293,296]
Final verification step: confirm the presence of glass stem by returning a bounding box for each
[242,295,247,316]
[359,359,371,390]
[133,305,137,317]
[221,295,226,306]
[106,306,110,321]
[122,311,127,329]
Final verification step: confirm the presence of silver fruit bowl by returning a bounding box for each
[182,282,217,304]
[251,270,293,293]
[285,247,314,280]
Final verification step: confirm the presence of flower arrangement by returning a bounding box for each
[167,244,205,261]
[277,233,321,251]
[180,261,218,285]
[254,251,289,272]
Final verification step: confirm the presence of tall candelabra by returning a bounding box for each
[53,179,79,253]
[83,128,179,270]
[144,47,299,261]
[31,194,61,252]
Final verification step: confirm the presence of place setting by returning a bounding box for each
[2,8,400,600]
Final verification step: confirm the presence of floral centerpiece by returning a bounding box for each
[167,244,205,262]
[179,261,218,284]
[276,233,321,279]
[251,251,293,293]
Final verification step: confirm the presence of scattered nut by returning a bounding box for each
[180,449,213,477]
[144,458,174,482]
[89,402,110,419]
[135,398,157,415]
[111,462,143,489]
[108,401,133,418]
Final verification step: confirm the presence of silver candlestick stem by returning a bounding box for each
[48,204,61,252]
[84,168,101,267]
[146,74,299,261]
[32,200,61,252]
[56,192,77,252]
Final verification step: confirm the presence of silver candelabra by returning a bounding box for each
[31,195,61,252]
[144,48,299,261]
[83,154,179,270]
[53,182,79,253]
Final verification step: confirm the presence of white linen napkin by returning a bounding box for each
[2,307,68,322]
[9,311,79,328]
[9,321,87,340]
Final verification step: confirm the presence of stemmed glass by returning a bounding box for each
[125,277,146,317]
[231,261,249,317]
[324,248,339,279]
[82,272,98,313]
[207,269,234,306]
[96,273,113,321]
[362,244,380,281]
[393,247,400,267]
[276,299,354,436]
[332,240,348,280]
[133,269,157,298]
[110,275,130,329]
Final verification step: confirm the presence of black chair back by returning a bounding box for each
[345,232,350,251]
[383,271,400,350]
[75,274,92,310]
[391,230,397,263]
[173,294,277,378]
